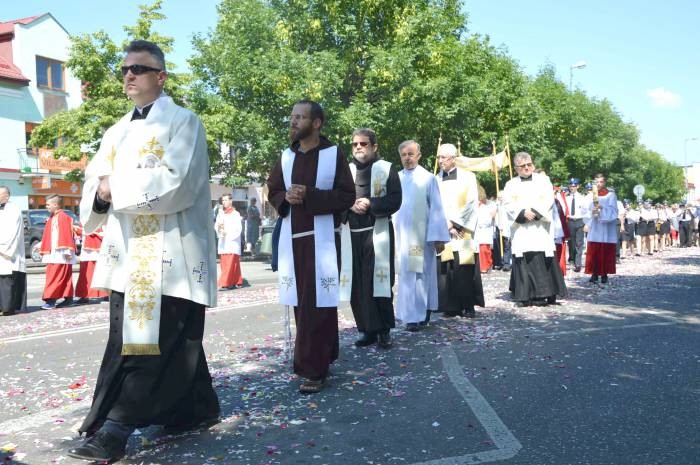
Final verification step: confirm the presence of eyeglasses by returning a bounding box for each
[121,64,162,76]
[351,141,369,147]
[516,162,534,168]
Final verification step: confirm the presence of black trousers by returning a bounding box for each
[567,218,585,267]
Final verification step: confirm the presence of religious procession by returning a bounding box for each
[1,38,698,465]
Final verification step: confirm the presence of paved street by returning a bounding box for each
[1,248,698,465]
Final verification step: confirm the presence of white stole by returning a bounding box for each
[278,146,339,307]
[405,170,429,272]
[339,160,392,301]
[107,103,170,355]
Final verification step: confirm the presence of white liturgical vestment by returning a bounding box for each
[394,165,450,323]
[502,173,555,258]
[80,94,217,355]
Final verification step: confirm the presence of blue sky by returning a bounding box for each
[3,0,698,166]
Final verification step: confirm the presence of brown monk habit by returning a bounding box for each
[266,136,355,380]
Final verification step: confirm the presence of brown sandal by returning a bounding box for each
[299,377,327,394]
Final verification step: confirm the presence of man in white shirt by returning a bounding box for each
[565,178,585,272]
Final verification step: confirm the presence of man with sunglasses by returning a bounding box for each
[339,128,402,349]
[502,152,566,307]
[69,40,220,462]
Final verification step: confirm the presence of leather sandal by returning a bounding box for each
[299,377,327,394]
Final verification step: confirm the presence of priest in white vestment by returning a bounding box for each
[69,41,219,463]
[0,186,26,316]
[503,152,566,307]
[434,143,484,318]
[394,140,450,330]
[582,173,619,283]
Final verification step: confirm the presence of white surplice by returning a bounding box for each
[80,94,217,354]
[215,209,242,255]
[0,202,26,275]
[394,165,450,323]
[502,173,555,257]
[582,189,619,243]
[437,167,478,253]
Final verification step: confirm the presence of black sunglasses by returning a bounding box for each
[351,141,369,147]
[121,64,162,76]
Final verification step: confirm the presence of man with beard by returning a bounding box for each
[267,100,355,393]
[503,152,566,306]
[339,128,402,349]
[434,143,484,318]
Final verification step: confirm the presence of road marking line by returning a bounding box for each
[0,298,280,345]
[410,347,522,464]
[0,400,91,435]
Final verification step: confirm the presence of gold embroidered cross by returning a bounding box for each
[139,137,165,159]
[340,274,349,287]
[375,269,388,282]
[409,245,424,257]
[373,173,387,197]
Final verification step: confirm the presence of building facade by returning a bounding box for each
[0,13,82,211]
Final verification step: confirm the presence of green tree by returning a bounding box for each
[189,0,527,185]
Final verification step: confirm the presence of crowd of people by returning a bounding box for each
[0,40,698,462]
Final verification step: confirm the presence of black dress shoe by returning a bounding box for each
[377,331,392,349]
[68,430,127,462]
[0,309,16,316]
[405,323,420,332]
[546,295,557,305]
[600,275,608,284]
[574,266,581,272]
[589,275,599,283]
[531,299,547,307]
[354,332,377,347]
[462,307,476,318]
[75,298,90,305]
[515,301,530,307]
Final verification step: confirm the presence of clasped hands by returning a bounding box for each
[97,175,112,203]
[350,197,370,215]
[523,208,537,222]
[285,184,307,205]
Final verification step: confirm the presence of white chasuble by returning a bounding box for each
[502,173,555,258]
[80,94,217,355]
[339,160,392,301]
[278,146,339,307]
[394,166,450,323]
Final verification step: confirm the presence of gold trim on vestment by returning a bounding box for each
[121,343,161,356]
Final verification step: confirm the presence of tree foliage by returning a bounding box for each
[189,0,684,201]
[28,0,684,202]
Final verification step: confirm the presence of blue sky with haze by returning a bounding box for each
[4,0,698,165]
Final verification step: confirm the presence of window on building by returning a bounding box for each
[36,56,65,91]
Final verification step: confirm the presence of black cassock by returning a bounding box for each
[0,271,26,313]
[347,159,402,334]
[79,292,220,434]
[436,169,485,316]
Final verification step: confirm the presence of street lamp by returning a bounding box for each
[569,61,587,91]
[684,137,698,167]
